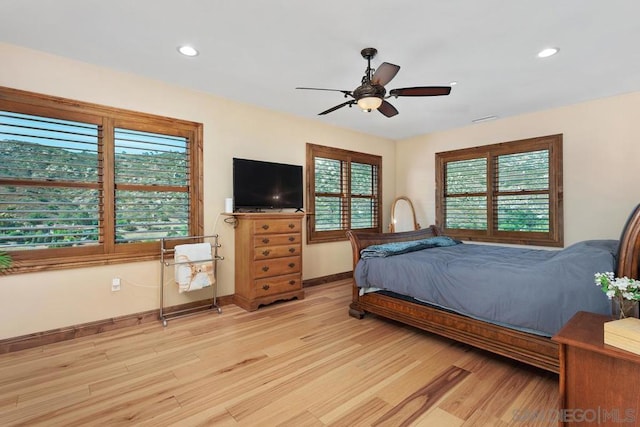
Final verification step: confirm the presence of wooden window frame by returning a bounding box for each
[306,143,382,244]
[435,134,563,247]
[0,86,204,273]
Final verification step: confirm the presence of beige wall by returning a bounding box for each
[396,91,640,245]
[4,40,639,341]
[0,43,396,339]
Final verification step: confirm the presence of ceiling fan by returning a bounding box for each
[296,47,451,118]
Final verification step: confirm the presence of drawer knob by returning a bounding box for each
[288,236,295,242]
[262,249,271,256]
[262,224,269,230]
[288,223,295,229]
[288,263,295,268]
[289,280,295,285]
[262,266,269,272]
[288,247,295,253]
[262,238,270,244]
[262,284,270,290]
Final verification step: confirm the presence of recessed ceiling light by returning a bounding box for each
[537,47,559,58]
[177,45,199,57]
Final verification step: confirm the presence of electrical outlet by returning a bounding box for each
[111,277,121,292]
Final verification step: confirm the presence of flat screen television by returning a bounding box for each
[233,158,303,212]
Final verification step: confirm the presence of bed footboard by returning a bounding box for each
[353,291,559,372]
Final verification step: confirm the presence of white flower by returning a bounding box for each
[595,271,640,302]
[615,278,629,291]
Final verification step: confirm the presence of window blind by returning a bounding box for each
[313,157,346,231]
[0,86,204,272]
[445,158,487,230]
[307,144,382,243]
[495,150,550,232]
[0,111,101,249]
[114,128,190,242]
[350,162,378,229]
[436,134,562,246]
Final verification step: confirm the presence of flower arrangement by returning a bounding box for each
[595,272,640,318]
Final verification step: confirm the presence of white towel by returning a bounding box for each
[174,243,215,293]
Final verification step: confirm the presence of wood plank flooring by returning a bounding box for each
[0,280,559,426]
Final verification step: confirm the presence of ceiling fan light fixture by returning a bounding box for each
[297,47,451,118]
[357,96,383,111]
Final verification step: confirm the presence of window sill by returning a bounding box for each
[3,253,161,275]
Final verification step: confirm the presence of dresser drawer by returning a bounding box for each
[253,274,301,298]
[253,219,301,234]
[254,233,300,247]
[254,244,301,260]
[253,256,301,278]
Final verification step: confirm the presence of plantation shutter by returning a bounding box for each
[0,87,204,272]
[307,143,382,243]
[350,162,379,229]
[436,134,562,246]
[444,158,487,230]
[313,157,346,231]
[0,110,102,250]
[495,149,550,232]
[114,128,190,243]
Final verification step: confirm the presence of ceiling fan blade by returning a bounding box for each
[371,62,400,86]
[318,100,356,115]
[378,100,399,118]
[389,86,451,97]
[296,87,353,97]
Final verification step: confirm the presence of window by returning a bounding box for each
[306,143,382,243]
[436,134,563,246]
[0,87,203,272]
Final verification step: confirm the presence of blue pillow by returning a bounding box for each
[360,236,461,259]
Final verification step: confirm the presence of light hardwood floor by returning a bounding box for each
[0,280,559,426]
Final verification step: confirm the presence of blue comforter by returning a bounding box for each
[354,240,615,336]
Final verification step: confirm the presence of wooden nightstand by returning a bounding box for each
[552,311,640,426]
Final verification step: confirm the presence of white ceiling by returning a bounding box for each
[2,1,640,140]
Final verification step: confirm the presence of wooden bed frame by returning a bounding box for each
[347,206,640,373]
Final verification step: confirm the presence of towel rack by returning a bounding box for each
[159,234,224,326]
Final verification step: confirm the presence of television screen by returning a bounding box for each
[233,158,303,211]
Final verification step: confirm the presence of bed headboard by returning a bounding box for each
[616,203,640,279]
[347,203,640,280]
[346,225,441,269]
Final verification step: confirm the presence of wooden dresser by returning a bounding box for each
[233,212,305,311]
